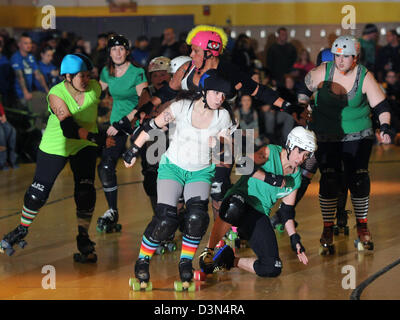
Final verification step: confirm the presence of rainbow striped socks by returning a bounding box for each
[20,206,38,228]
[138,235,159,259]
[180,236,200,261]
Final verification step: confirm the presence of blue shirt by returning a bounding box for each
[0,54,12,96]
[35,61,61,92]
[10,51,38,98]
[131,49,149,67]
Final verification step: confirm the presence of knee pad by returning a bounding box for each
[253,257,282,278]
[144,203,179,242]
[319,169,340,198]
[74,179,96,213]
[183,197,210,239]
[219,194,246,226]
[25,179,51,210]
[97,157,116,189]
[349,169,370,198]
[142,171,157,197]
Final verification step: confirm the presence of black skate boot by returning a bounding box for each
[212,244,235,272]
[319,223,335,255]
[96,209,122,233]
[333,210,351,236]
[0,225,28,256]
[130,256,152,291]
[198,247,215,274]
[73,233,97,263]
[174,258,195,292]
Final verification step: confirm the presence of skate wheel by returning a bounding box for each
[96,226,105,233]
[115,224,122,232]
[18,240,27,249]
[194,270,206,281]
[188,282,195,292]
[5,247,15,256]
[276,224,285,233]
[174,281,183,292]
[155,246,165,255]
[167,242,177,252]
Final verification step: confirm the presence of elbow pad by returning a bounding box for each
[239,76,258,96]
[276,202,295,226]
[60,116,80,139]
[372,99,391,117]
[254,85,280,106]
[297,80,314,98]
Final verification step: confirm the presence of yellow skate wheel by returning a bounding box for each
[174,281,183,292]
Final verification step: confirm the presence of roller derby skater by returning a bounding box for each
[302,35,394,255]
[1,54,109,261]
[97,34,148,234]
[124,69,235,291]
[198,127,315,278]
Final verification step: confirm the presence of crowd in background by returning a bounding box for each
[0,23,399,170]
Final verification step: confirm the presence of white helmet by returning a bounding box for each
[148,56,171,73]
[331,35,360,56]
[169,56,191,74]
[286,126,317,154]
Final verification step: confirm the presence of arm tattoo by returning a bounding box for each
[304,70,317,92]
[163,111,173,123]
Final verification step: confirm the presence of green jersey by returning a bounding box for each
[39,79,101,157]
[225,144,301,216]
[311,61,371,136]
[100,63,147,123]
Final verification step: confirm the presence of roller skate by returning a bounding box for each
[333,210,351,236]
[174,258,195,292]
[354,221,374,251]
[155,233,177,255]
[198,247,215,274]
[96,209,122,233]
[129,256,152,291]
[319,223,335,255]
[226,227,241,249]
[212,244,235,272]
[0,225,28,256]
[73,233,97,263]
[270,214,285,233]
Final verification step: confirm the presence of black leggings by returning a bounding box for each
[237,204,282,277]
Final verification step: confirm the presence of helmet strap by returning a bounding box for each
[197,51,213,72]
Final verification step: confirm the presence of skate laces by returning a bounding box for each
[199,248,214,262]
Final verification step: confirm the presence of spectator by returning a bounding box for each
[91,33,108,77]
[232,33,257,74]
[10,33,49,105]
[376,29,400,82]
[359,23,379,72]
[158,27,180,59]
[293,48,315,80]
[235,94,261,146]
[131,35,150,68]
[0,101,17,170]
[267,27,297,86]
[36,46,61,92]
[0,35,13,106]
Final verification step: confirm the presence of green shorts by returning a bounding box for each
[158,154,216,185]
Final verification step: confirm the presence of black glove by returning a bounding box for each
[380,123,396,143]
[87,132,106,147]
[263,172,285,187]
[122,143,140,164]
[290,233,306,254]
[281,101,305,118]
[112,116,133,135]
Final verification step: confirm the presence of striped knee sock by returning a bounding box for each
[138,235,159,259]
[351,195,369,223]
[180,236,200,261]
[319,195,337,225]
[20,206,38,228]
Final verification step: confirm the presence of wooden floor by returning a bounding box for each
[1,144,400,300]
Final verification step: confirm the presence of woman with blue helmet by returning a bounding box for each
[0,53,109,263]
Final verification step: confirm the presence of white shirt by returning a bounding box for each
[165,99,232,171]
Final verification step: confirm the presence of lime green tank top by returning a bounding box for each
[311,61,372,135]
[39,79,101,157]
[225,145,301,216]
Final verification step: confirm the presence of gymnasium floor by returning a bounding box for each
[0,144,399,300]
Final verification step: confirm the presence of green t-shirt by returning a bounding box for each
[100,63,147,123]
[39,79,101,157]
[225,144,301,216]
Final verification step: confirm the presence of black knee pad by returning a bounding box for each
[24,188,47,211]
[97,157,116,188]
[253,257,282,278]
[319,169,340,198]
[142,171,157,197]
[183,197,210,239]
[210,167,232,201]
[220,194,246,226]
[144,203,179,242]
[74,179,96,213]
[349,169,370,198]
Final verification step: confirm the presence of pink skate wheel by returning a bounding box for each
[194,270,206,281]
[216,240,225,248]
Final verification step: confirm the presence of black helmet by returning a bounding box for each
[107,34,130,51]
[199,69,231,97]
